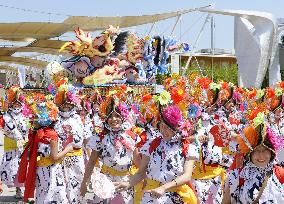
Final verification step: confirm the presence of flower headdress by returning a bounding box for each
[26,93,59,127]
[100,85,133,120]
[237,111,284,157]
[6,85,24,106]
[154,75,195,135]
[54,83,80,107]
[217,81,234,106]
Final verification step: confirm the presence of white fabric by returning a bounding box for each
[198,8,279,88]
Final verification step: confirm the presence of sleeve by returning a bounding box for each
[229,140,239,153]
[87,134,102,152]
[70,118,85,148]
[3,114,15,131]
[0,115,5,128]
[83,119,94,140]
[220,151,234,168]
[186,143,200,161]
[202,142,223,165]
[224,169,239,196]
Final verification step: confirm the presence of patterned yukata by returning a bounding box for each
[225,161,284,203]
[192,108,238,204]
[140,132,199,204]
[0,111,28,187]
[35,129,68,204]
[268,115,284,167]
[54,111,85,204]
[87,122,139,204]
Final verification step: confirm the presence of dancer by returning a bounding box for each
[115,104,199,204]
[0,86,28,198]
[54,85,86,203]
[80,97,139,204]
[222,124,284,203]
[18,95,73,203]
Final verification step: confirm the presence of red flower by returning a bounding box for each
[280,81,284,89]
[221,82,229,90]
[197,77,212,89]
[248,89,257,99]
[119,84,127,91]
[266,87,275,99]
[142,94,152,102]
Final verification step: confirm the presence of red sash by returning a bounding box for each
[18,127,58,201]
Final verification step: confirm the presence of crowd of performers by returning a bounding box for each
[0,74,284,204]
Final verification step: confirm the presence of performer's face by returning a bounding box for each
[159,120,176,141]
[60,103,74,112]
[274,108,282,119]
[107,112,123,130]
[225,101,234,111]
[12,101,22,109]
[251,145,272,168]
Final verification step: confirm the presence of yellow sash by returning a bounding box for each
[222,147,235,155]
[4,136,17,151]
[101,164,137,177]
[144,178,198,204]
[37,156,61,167]
[192,161,226,186]
[66,148,83,157]
[101,165,142,204]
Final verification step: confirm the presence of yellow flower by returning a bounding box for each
[153,90,171,105]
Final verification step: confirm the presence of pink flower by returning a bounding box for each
[179,120,193,137]
[67,91,80,105]
[118,103,129,119]
[162,105,183,129]
[266,126,284,151]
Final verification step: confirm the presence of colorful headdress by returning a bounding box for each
[161,105,184,130]
[6,85,24,106]
[237,122,284,156]
[218,81,234,106]
[26,93,59,127]
[54,84,80,107]
[30,101,59,127]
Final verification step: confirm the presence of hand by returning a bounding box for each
[230,131,238,139]
[114,181,130,192]
[64,143,74,153]
[199,135,208,144]
[145,186,166,198]
[80,183,87,197]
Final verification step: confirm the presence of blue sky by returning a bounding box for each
[0,0,283,50]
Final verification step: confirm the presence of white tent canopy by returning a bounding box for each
[198,8,280,88]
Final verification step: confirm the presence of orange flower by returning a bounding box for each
[119,84,127,91]
[197,77,212,89]
[171,87,186,104]
[164,78,172,87]
[142,93,152,103]
[235,87,243,94]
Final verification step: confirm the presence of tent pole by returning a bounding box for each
[211,15,215,80]
[183,14,211,75]
[170,15,182,35]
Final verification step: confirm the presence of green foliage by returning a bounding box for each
[183,63,238,85]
